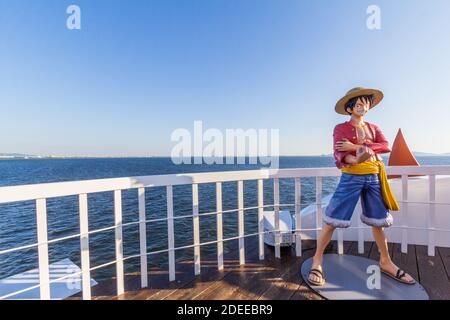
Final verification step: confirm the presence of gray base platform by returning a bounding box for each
[301,254,429,300]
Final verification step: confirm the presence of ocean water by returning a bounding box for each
[1,156,450,283]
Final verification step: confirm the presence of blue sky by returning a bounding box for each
[1,0,450,156]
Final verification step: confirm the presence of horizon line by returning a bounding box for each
[2,151,450,160]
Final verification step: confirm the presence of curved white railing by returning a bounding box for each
[1,165,450,300]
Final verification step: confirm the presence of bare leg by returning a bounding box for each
[372,227,414,283]
[308,223,336,284]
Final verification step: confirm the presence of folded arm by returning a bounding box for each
[333,126,355,167]
[363,125,392,154]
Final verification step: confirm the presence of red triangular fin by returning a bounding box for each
[388,129,422,179]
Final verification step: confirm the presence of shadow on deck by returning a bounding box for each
[70,236,450,300]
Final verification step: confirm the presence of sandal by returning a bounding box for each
[307,268,326,286]
[380,267,416,285]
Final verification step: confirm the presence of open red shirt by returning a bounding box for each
[333,121,392,169]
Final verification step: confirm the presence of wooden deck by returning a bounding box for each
[72,236,450,300]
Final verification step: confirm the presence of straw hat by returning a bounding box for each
[335,87,384,115]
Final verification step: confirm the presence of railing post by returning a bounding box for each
[428,175,436,256]
[138,188,148,288]
[79,194,91,300]
[258,179,265,260]
[36,198,50,300]
[273,178,281,259]
[294,178,302,257]
[358,202,365,254]
[166,186,176,281]
[192,184,201,275]
[315,177,323,241]
[401,175,408,254]
[337,229,344,255]
[238,180,245,265]
[216,182,224,270]
[114,190,125,295]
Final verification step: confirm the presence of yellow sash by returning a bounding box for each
[341,161,400,211]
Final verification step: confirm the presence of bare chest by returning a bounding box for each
[354,125,374,144]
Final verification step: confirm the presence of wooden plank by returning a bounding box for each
[416,245,450,300]
[92,273,141,300]
[91,238,258,300]
[78,241,450,301]
[436,247,450,280]
[113,240,250,300]
[391,243,419,281]
[257,263,304,300]
[167,238,260,300]
[149,262,218,300]
[117,262,196,300]
[161,239,259,300]
[163,266,228,300]
[192,237,273,300]
[84,241,343,301]
[289,283,323,301]
[171,239,344,300]
[368,241,394,262]
[259,248,313,300]
[437,247,450,282]
[203,261,278,300]
[339,240,354,255]
[228,244,296,300]
[347,240,373,258]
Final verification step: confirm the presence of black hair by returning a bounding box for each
[345,95,374,115]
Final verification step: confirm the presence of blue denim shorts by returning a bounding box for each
[323,173,394,228]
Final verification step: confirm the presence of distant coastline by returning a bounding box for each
[1,152,450,160]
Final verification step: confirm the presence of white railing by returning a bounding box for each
[1,165,450,300]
